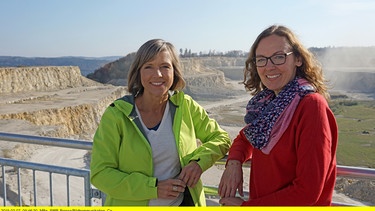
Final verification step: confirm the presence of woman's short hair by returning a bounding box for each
[127,39,186,96]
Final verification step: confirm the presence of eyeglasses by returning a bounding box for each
[253,52,294,67]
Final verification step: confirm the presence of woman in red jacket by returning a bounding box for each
[218,25,338,206]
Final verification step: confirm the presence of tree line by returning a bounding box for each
[179,48,247,57]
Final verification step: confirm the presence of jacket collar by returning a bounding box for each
[114,90,183,117]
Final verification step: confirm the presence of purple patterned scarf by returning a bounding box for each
[243,77,315,154]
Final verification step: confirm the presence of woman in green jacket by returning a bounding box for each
[90,39,231,206]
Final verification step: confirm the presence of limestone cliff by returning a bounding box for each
[87,56,245,100]
[1,66,101,93]
[181,58,244,100]
[0,66,127,141]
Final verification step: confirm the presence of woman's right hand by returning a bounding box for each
[218,160,244,198]
[157,178,186,199]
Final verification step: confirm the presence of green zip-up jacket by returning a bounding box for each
[90,91,231,206]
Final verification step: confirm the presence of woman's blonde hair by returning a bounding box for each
[127,39,186,96]
[244,25,330,100]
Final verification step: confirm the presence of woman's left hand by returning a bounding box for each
[178,161,202,187]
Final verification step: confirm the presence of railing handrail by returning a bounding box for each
[0,157,90,177]
[2,131,375,179]
[1,131,374,206]
[337,165,375,180]
[0,132,92,150]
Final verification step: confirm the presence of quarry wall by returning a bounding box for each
[0,66,101,93]
[0,66,127,140]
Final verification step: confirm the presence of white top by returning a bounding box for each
[136,102,183,206]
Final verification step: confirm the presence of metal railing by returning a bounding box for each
[0,132,103,206]
[1,158,92,206]
[1,132,375,206]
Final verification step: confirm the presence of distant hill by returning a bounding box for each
[0,56,121,76]
[86,53,136,84]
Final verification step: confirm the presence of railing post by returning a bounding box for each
[84,174,91,206]
[2,166,7,206]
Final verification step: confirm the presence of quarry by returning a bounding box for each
[0,59,374,205]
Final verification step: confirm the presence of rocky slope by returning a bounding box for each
[0,66,127,142]
[1,66,100,93]
[87,56,247,101]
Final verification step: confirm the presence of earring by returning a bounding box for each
[135,89,140,97]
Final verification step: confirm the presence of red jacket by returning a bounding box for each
[227,93,338,206]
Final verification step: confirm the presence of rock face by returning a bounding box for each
[1,66,100,93]
[0,66,127,141]
[326,70,375,95]
[181,58,245,100]
[87,56,246,100]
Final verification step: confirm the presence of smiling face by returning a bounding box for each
[256,34,302,95]
[140,50,174,98]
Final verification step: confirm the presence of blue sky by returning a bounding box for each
[1,0,375,57]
